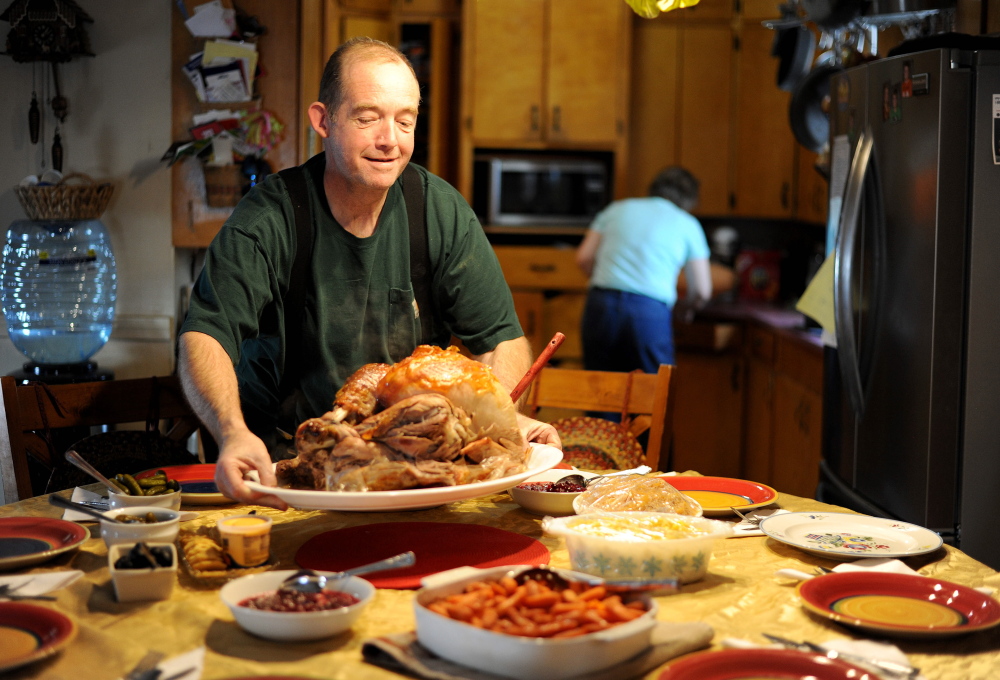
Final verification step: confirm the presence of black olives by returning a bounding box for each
[114,542,174,569]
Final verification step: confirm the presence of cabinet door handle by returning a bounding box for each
[552,105,561,133]
[781,181,790,209]
[530,105,540,132]
[529,263,556,273]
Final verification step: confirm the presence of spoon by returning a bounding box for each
[64,449,122,495]
[48,493,126,522]
[556,465,653,489]
[281,551,416,593]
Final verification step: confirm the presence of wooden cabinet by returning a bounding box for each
[741,322,824,498]
[458,0,632,199]
[492,247,589,364]
[626,0,827,223]
[672,347,745,477]
[733,23,796,217]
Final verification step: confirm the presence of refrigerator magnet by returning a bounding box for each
[992,94,1000,165]
[902,61,913,98]
[911,72,930,96]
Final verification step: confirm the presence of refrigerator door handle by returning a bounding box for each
[834,129,873,415]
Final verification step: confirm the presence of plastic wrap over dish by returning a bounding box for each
[572,475,702,516]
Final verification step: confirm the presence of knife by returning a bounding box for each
[762,634,920,678]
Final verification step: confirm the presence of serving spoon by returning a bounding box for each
[281,551,416,593]
[48,493,126,522]
[64,449,123,495]
[555,465,653,489]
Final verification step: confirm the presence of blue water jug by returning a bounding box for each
[1,218,117,365]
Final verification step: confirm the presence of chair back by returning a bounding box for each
[528,365,674,470]
[0,375,201,503]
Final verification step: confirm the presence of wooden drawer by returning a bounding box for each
[493,246,589,290]
[748,324,776,363]
[675,321,741,352]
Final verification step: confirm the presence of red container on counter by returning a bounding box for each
[735,249,782,302]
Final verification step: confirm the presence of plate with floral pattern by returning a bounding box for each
[758,512,942,560]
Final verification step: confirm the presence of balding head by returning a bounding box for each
[317,37,418,115]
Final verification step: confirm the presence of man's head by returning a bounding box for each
[649,166,699,212]
[309,37,421,194]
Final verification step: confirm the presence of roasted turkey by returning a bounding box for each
[275,346,529,491]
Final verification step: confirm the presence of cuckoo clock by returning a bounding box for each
[1,0,93,63]
[1,0,94,171]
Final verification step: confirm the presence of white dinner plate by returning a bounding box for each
[758,511,943,560]
[245,444,563,511]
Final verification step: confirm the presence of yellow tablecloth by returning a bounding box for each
[2,478,999,680]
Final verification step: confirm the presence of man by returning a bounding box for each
[575,166,712,376]
[179,38,559,509]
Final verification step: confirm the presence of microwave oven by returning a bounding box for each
[472,155,610,226]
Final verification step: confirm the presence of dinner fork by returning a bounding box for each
[731,507,760,524]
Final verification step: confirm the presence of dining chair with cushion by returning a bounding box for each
[0,375,203,503]
[527,364,674,471]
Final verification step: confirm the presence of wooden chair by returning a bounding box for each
[0,375,202,503]
[527,365,674,471]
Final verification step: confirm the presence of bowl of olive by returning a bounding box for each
[109,542,177,602]
[100,507,181,548]
[107,471,182,511]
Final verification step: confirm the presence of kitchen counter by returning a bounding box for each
[695,301,822,348]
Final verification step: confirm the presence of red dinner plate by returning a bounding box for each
[296,521,550,589]
[0,602,76,672]
[136,464,231,505]
[661,476,777,517]
[0,517,88,571]
[658,648,875,679]
[797,571,1000,638]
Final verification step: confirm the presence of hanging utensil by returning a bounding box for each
[509,332,566,403]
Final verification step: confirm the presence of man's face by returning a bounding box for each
[324,58,420,193]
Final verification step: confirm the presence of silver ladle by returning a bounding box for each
[281,551,416,593]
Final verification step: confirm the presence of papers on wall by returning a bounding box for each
[184,0,237,38]
[182,40,257,103]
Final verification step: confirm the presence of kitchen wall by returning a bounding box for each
[0,0,176,380]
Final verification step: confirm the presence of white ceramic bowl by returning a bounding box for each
[542,511,734,584]
[414,565,658,680]
[219,570,376,641]
[108,488,182,511]
[99,507,181,548]
[108,542,177,602]
[508,469,597,516]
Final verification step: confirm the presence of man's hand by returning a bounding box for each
[214,429,289,510]
[516,412,562,449]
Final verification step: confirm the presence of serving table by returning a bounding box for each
[2,478,1000,680]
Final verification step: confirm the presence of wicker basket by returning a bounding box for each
[15,173,115,220]
[203,164,243,208]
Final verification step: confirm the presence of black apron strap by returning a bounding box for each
[402,164,434,345]
[276,165,313,402]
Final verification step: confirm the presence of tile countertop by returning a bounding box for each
[686,301,824,350]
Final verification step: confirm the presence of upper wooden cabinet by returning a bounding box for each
[458,0,632,199]
[626,0,828,223]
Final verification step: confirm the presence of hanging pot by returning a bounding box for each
[788,61,844,152]
[772,24,817,92]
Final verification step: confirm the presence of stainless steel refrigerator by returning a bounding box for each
[820,47,1000,570]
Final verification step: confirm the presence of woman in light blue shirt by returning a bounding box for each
[576,166,712,373]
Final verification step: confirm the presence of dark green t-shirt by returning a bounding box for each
[181,154,522,437]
